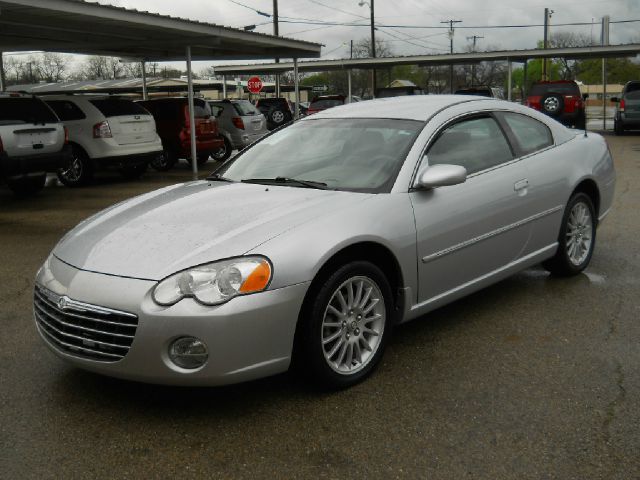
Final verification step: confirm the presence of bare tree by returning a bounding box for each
[548,32,592,79]
[77,56,123,80]
[34,52,69,82]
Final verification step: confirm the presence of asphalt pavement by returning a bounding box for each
[1,137,639,479]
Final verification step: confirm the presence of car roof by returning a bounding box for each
[307,95,491,121]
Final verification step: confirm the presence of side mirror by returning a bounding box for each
[610,97,619,103]
[582,93,589,100]
[415,163,467,189]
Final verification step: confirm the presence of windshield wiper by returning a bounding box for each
[241,177,330,190]
[206,173,235,182]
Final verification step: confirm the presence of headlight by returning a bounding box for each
[152,257,272,306]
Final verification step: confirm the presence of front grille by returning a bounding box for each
[34,285,138,362]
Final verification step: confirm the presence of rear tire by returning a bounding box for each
[295,261,393,389]
[212,136,232,161]
[7,174,47,196]
[614,120,624,136]
[542,192,596,276]
[57,144,93,187]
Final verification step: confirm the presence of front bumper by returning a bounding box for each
[1,144,72,179]
[35,255,310,386]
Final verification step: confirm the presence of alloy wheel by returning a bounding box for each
[321,276,386,375]
[565,201,593,266]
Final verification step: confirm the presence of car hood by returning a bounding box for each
[53,181,368,280]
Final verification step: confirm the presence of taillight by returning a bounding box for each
[63,126,69,144]
[232,117,245,130]
[93,120,112,138]
[619,99,626,112]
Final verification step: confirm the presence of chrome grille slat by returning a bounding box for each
[33,302,135,339]
[36,311,129,350]
[38,326,123,359]
[34,289,136,327]
[34,285,138,362]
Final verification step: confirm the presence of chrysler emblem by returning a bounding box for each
[57,296,69,310]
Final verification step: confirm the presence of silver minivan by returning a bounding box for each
[208,100,268,161]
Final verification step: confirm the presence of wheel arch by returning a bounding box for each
[571,178,600,219]
[299,241,406,321]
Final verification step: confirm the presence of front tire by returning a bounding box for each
[151,150,177,171]
[296,261,393,389]
[543,192,596,276]
[614,119,624,136]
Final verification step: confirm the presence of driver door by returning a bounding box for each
[410,114,532,304]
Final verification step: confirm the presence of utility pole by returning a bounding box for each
[467,35,483,85]
[602,15,610,130]
[350,39,353,59]
[441,19,462,93]
[0,53,5,91]
[542,8,553,80]
[273,0,280,97]
[358,1,376,97]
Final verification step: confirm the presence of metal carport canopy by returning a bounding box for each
[0,0,320,179]
[0,0,321,60]
[212,44,640,74]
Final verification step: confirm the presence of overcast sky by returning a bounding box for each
[46,0,640,73]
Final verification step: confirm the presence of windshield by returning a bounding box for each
[217,118,423,193]
[530,83,580,95]
[0,97,59,125]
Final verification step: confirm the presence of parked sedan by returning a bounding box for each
[34,96,615,389]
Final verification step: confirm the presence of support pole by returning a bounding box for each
[222,75,227,99]
[542,8,550,81]
[293,58,299,120]
[370,0,376,97]
[141,61,148,100]
[507,58,512,102]
[0,52,5,91]
[186,46,198,180]
[523,60,528,103]
[601,15,610,130]
[273,0,280,97]
[347,69,352,103]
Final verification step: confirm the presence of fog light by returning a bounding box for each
[168,337,208,369]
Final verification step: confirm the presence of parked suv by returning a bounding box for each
[611,80,640,135]
[526,80,587,129]
[0,93,71,195]
[255,97,293,130]
[44,95,163,186]
[136,97,223,171]
[208,99,268,160]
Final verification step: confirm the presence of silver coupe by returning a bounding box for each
[34,95,616,388]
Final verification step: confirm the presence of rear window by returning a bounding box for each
[310,99,343,109]
[624,82,640,96]
[193,99,212,118]
[90,98,150,117]
[530,83,580,96]
[626,91,640,100]
[233,101,259,116]
[0,97,59,125]
[45,100,87,121]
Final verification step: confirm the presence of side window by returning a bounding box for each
[209,105,224,117]
[45,100,86,121]
[427,116,513,175]
[501,112,553,155]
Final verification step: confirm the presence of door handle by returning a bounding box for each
[514,179,529,191]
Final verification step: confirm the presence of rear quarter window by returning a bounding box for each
[45,100,86,121]
[90,98,150,117]
[0,97,59,125]
[500,112,553,155]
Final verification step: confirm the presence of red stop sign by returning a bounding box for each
[247,76,263,94]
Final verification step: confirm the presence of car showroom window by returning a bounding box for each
[45,100,86,121]
[500,112,553,156]
[427,116,513,174]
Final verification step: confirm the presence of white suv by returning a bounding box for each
[44,96,163,186]
[0,93,72,195]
